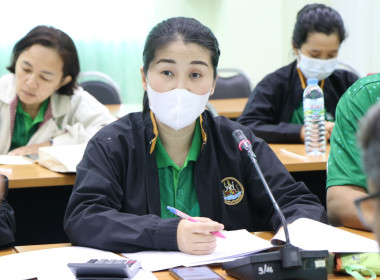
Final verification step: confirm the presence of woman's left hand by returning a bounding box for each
[7,141,51,156]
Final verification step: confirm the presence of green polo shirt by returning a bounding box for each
[10,98,49,151]
[156,119,202,219]
[327,74,380,190]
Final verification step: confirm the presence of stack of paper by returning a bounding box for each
[0,155,34,165]
[123,229,273,271]
[272,218,379,253]
[123,219,379,272]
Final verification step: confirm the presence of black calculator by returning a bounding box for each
[68,258,141,279]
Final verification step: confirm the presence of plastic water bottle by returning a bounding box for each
[303,78,326,156]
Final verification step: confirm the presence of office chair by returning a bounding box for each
[205,101,219,117]
[210,68,253,100]
[78,71,122,104]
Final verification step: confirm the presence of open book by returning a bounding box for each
[123,218,379,272]
[38,143,87,173]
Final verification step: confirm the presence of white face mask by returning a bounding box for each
[297,50,337,81]
[147,83,211,131]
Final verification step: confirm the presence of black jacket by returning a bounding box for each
[64,110,327,253]
[0,176,16,248]
[237,61,358,143]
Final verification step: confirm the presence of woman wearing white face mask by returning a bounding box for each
[64,17,327,255]
[238,3,358,143]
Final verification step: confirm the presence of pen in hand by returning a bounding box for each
[167,206,226,239]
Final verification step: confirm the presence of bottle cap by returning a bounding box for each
[307,78,318,85]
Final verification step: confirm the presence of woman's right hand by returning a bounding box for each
[177,217,224,255]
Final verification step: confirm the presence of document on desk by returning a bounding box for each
[272,218,379,253]
[0,155,35,165]
[0,246,157,280]
[122,229,273,272]
[38,143,86,173]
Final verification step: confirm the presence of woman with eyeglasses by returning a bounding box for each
[0,174,16,247]
[237,3,358,143]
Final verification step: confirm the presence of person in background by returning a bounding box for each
[0,25,116,156]
[356,101,380,243]
[0,174,16,248]
[327,73,380,230]
[64,17,327,255]
[237,3,358,143]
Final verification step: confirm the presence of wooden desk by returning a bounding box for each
[106,98,248,120]
[1,164,75,189]
[269,143,330,172]
[0,247,16,257]
[2,143,326,189]
[9,228,377,280]
[208,98,247,119]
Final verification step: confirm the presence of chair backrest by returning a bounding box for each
[78,71,122,104]
[210,68,253,100]
[337,60,362,78]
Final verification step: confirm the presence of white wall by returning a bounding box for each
[212,0,379,84]
[331,0,380,76]
[1,0,378,100]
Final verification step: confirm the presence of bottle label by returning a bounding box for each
[304,99,325,117]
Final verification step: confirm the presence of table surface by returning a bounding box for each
[269,143,330,172]
[208,98,247,119]
[3,143,328,189]
[4,227,377,280]
[1,163,75,189]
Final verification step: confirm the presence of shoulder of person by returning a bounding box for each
[92,112,145,141]
[331,68,359,83]
[341,74,380,102]
[0,74,16,104]
[256,60,296,88]
[204,111,257,141]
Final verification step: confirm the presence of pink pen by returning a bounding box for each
[166,206,226,239]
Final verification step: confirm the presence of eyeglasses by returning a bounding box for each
[354,192,380,229]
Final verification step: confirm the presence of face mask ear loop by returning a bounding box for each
[297,49,302,65]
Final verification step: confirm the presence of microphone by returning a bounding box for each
[222,129,329,280]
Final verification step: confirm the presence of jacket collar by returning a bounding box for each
[144,110,209,154]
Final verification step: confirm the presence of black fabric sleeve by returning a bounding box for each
[63,137,180,253]
[0,176,16,248]
[237,78,303,143]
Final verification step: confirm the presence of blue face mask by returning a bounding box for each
[297,50,338,81]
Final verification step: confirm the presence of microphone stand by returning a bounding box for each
[222,130,329,280]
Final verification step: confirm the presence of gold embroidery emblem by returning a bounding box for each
[222,177,244,205]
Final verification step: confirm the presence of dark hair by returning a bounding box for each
[292,4,346,49]
[7,25,80,96]
[142,17,220,113]
[358,101,380,191]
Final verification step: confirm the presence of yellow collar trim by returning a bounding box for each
[149,110,158,154]
[296,67,325,90]
[149,111,207,153]
[199,115,207,149]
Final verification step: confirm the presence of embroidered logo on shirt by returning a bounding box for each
[222,177,244,205]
